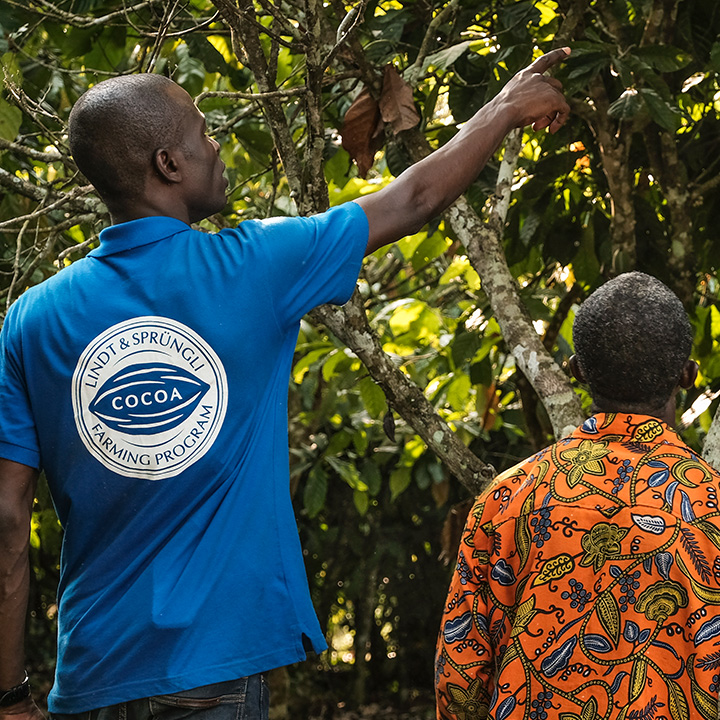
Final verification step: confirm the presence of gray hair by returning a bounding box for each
[573,272,693,412]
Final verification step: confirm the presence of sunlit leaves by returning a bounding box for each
[0,98,22,141]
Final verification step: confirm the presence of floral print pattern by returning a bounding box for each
[436,414,720,720]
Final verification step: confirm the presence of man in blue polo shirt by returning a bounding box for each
[0,49,570,720]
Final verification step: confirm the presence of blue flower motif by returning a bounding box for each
[495,695,516,720]
[647,460,670,487]
[541,636,577,677]
[582,417,599,434]
[623,620,640,642]
[655,552,673,580]
[695,615,720,646]
[584,634,612,653]
[443,611,474,643]
[491,558,516,586]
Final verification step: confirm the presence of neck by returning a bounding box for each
[109,202,192,226]
[106,180,194,226]
[591,399,676,428]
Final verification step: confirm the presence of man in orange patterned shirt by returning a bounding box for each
[435,272,720,720]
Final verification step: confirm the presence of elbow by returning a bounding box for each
[0,502,31,551]
[404,169,453,228]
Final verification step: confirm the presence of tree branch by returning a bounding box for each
[703,412,720,471]
[445,133,584,439]
[212,0,305,199]
[0,168,106,217]
[7,0,164,27]
[310,292,495,494]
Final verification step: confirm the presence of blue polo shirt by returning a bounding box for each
[0,202,368,713]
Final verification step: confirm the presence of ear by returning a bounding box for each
[569,355,586,383]
[153,147,183,184]
[678,360,698,390]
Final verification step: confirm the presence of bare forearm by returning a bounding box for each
[358,98,514,252]
[0,460,38,694]
[0,522,31,689]
[358,47,570,255]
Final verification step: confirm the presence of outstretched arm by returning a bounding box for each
[0,459,44,720]
[356,47,571,256]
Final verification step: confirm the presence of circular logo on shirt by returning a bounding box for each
[72,316,228,480]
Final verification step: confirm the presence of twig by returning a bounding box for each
[6,217,33,311]
[57,232,98,262]
[12,0,164,28]
[321,0,369,71]
[0,168,107,218]
[0,186,95,231]
[405,0,461,82]
[0,137,65,164]
[144,0,182,73]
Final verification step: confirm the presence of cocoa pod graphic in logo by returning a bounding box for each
[88,363,210,435]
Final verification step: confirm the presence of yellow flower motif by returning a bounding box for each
[533,553,575,586]
[446,678,489,720]
[580,522,629,572]
[635,580,688,623]
[560,439,611,487]
[632,419,664,443]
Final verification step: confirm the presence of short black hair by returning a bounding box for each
[573,272,693,412]
[68,74,185,207]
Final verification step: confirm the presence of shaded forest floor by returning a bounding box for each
[310,703,435,719]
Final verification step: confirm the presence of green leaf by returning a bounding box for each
[359,376,387,418]
[324,146,352,187]
[364,9,411,63]
[322,349,351,381]
[353,429,369,456]
[711,42,720,72]
[0,98,22,141]
[174,44,207,97]
[186,35,230,74]
[566,54,610,80]
[304,465,328,518]
[326,456,366,491]
[412,232,449,271]
[61,26,99,59]
[607,88,643,121]
[83,25,127,72]
[293,346,332,383]
[326,429,352,456]
[353,489,369,515]
[361,460,382,496]
[634,45,692,72]
[640,88,683,131]
[451,328,481,368]
[389,466,412,501]
[423,41,473,73]
[446,374,471,411]
[571,227,600,285]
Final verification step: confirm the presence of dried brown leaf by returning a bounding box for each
[340,88,384,178]
[379,64,420,134]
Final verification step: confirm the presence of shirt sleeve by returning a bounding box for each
[227,202,368,329]
[0,302,41,469]
[435,497,496,720]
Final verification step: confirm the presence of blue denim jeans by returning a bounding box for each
[51,676,269,720]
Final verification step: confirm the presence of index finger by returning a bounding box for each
[528,47,571,75]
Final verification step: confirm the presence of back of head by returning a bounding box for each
[573,272,693,413]
[68,74,185,209]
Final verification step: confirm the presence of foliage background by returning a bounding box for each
[2,0,720,716]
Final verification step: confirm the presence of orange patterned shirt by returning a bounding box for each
[435,413,720,720]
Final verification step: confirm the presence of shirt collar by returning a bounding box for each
[573,412,683,448]
[89,216,191,257]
